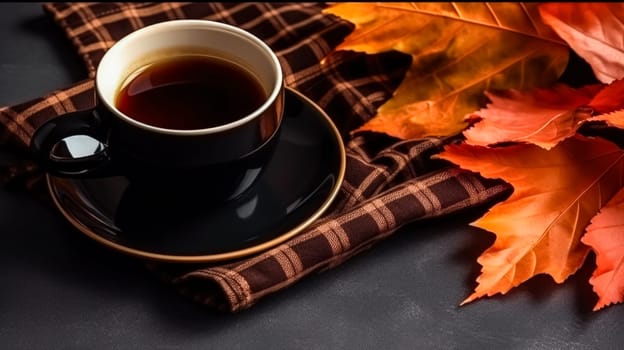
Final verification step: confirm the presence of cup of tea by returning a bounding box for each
[30,19,284,201]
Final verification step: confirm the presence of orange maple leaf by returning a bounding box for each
[463,84,601,149]
[463,78,624,150]
[581,189,624,311]
[539,2,624,84]
[593,109,624,129]
[324,2,569,139]
[437,135,624,304]
[586,78,624,114]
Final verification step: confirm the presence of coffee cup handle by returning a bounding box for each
[29,108,113,177]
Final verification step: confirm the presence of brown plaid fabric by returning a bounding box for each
[0,2,513,312]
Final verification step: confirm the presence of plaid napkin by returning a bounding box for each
[0,2,512,312]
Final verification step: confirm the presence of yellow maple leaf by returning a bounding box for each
[324,2,570,139]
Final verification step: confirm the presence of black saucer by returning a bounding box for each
[46,88,345,263]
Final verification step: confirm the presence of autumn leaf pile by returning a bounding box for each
[324,2,624,311]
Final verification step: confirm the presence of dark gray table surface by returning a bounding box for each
[1,3,622,350]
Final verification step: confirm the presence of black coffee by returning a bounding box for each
[116,55,266,130]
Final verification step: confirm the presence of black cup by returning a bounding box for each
[30,20,285,201]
